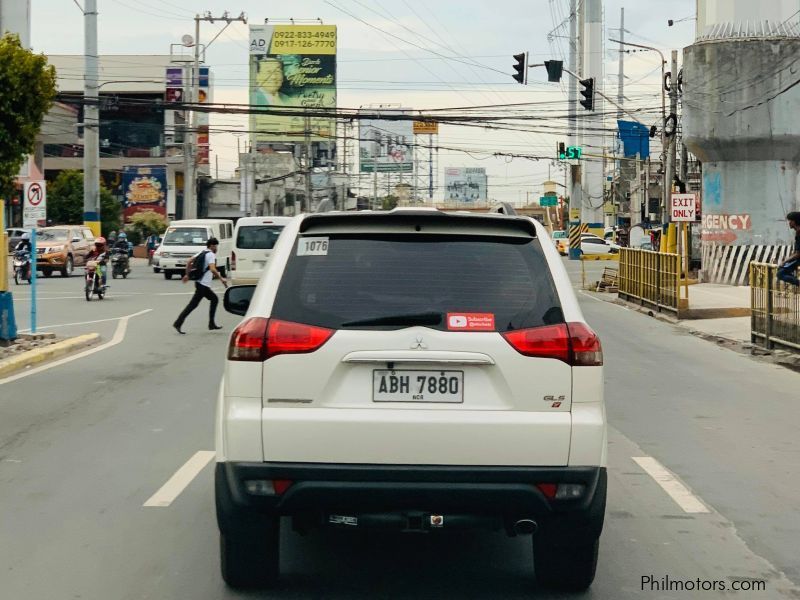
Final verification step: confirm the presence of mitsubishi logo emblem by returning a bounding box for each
[410,336,427,350]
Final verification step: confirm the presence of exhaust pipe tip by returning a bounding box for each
[513,518,538,535]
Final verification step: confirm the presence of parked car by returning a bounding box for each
[35,225,96,277]
[580,233,619,255]
[230,216,292,285]
[152,219,234,280]
[551,230,568,256]
[215,208,607,591]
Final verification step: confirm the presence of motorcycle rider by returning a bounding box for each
[86,237,108,286]
[112,231,131,274]
[14,232,32,280]
[15,232,32,252]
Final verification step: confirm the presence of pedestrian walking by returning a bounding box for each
[777,211,800,287]
[173,237,228,334]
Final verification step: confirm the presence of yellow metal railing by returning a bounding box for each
[750,262,800,351]
[618,248,682,315]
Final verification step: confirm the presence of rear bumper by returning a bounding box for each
[216,462,606,542]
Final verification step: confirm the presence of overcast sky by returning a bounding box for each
[31,0,695,203]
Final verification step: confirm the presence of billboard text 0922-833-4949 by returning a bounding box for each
[249,24,337,147]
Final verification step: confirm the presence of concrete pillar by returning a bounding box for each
[684,35,800,284]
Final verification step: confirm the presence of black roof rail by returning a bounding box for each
[488,202,517,216]
[315,199,335,213]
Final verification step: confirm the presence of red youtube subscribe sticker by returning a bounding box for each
[447,313,496,331]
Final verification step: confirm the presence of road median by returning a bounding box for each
[0,333,101,378]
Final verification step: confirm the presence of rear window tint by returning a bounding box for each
[272,234,563,331]
[236,225,284,250]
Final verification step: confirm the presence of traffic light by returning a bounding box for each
[558,142,566,159]
[544,60,563,82]
[579,77,595,111]
[512,52,527,85]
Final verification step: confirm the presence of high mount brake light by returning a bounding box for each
[502,322,602,366]
[228,318,334,362]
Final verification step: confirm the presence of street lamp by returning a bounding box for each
[609,38,667,221]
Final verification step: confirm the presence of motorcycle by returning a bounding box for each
[84,257,107,301]
[13,250,32,285]
[111,248,130,279]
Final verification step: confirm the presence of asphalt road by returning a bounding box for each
[1,259,799,599]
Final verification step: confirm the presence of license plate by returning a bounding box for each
[372,370,464,403]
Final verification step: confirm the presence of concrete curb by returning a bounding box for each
[0,334,101,377]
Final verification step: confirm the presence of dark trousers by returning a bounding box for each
[777,257,800,287]
[175,282,218,327]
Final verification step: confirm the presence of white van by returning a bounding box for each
[230,216,292,285]
[153,219,234,280]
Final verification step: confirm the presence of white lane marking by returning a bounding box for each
[0,309,152,386]
[18,314,132,332]
[13,292,193,301]
[633,456,710,514]
[143,451,216,508]
[578,289,631,310]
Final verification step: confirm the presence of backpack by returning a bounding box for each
[188,250,210,281]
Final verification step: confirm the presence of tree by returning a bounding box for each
[125,210,167,245]
[46,169,121,235]
[0,34,57,197]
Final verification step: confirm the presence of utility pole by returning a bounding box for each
[341,120,348,209]
[83,0,100,236]
[664,49,679,223]
[617,8,624,121]
[428,134,434,200]
[582,0,604,237]
[567,0,581,258]
[185,11,247,220]
[304,113,312,213]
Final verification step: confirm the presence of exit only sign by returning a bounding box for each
[671,193,698,222]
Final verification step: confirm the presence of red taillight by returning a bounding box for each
[566,322,603,366]
[502,322,602,366]
[272,479,293,495]
[266,319,334,358]
[231,250,236,271]
[502,323,570,362]
[228,318,334,362]
[536,483,557,499]
[228,317,269,361]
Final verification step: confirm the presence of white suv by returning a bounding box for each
[215,208,607,591]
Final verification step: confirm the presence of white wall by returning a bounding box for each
[0,0,31,48]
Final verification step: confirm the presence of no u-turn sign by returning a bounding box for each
[23,181,47,227]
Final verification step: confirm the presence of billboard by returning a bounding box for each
[122,165,167,222]
[249,24,337,145]
[444,167,488,202]
[359,109,413,173]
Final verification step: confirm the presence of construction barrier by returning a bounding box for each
[750,262,800,352]
[618,248,682,316]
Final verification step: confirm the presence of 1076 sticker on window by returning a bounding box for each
[297,237,329,256]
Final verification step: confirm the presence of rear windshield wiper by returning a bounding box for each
[342,312,442,327]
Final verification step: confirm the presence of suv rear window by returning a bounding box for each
[236,225,284,250]
[272,234,563,331]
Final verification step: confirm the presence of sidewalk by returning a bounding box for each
[676,283,752,342]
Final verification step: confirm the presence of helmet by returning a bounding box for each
[95,237,106,245]
[21,232,30,240]
[118,232,127,240]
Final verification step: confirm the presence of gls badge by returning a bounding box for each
[543,395,566,408]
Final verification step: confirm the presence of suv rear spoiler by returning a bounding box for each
[300,209,537,237]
